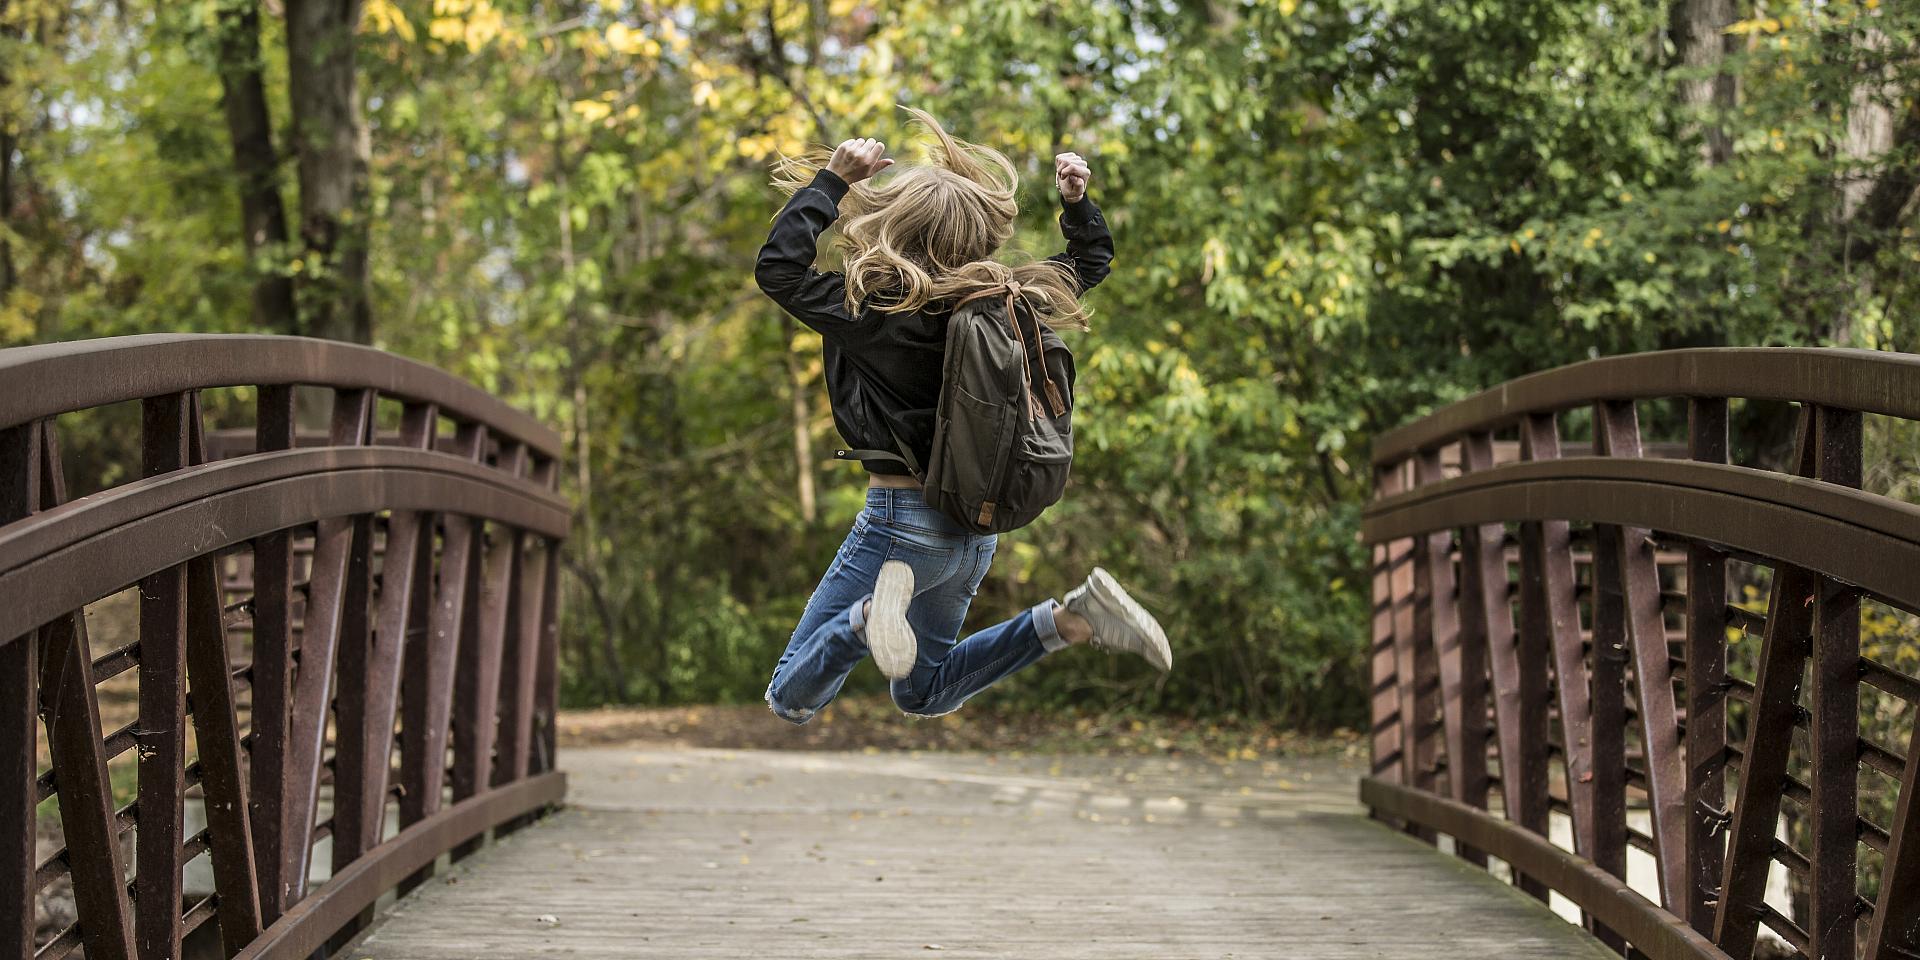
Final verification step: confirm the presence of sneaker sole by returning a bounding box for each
[1088,567,1172,672]
[868,560,917,681]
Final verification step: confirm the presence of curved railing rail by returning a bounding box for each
[1365,347,1920,960]
[1,335,570,960]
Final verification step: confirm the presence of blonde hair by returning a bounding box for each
[772,107,1090,331]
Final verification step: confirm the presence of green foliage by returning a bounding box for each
[8,0,1920,727]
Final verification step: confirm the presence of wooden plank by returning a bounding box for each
[351,749,1620,960]
[32,426,135,960]
[1806,407,1860,960]
[182,397,263,954]
[1596,401,1687,914]
[282,388,375,905]
[1682,398,1728,937]
[136,393,191,960]
[1714,410,1819,957]
[249,384,296,922]
[1507,414,1561,903]
[0,422,39,960]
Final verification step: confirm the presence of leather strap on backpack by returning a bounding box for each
[955,280,1068,418]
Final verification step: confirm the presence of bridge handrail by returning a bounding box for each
[1365,347,1920,960]
[2,336,570,960]
[0,334,562,459]
[1372,346,1920,466]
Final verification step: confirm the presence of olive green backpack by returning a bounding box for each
[842,281,1074,534]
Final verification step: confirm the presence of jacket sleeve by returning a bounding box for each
[754,169,860,335]
[1046,195,1114,295]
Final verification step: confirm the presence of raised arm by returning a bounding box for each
[1045,151,1114,294]
[754,138,895,334]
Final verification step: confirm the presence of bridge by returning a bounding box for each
[2,336,1917,960]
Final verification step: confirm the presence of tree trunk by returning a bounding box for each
[1669,0,1738,166]
[215,0,297,334]
[1,0,15,305]
[783,320,818,524]
[285,0,371,343]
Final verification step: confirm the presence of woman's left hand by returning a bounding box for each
[1055,152,1090,202]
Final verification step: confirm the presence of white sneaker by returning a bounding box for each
[865,560,917,680]
[1062,567,1171,672]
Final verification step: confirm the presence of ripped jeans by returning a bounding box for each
[765,486,1065,724]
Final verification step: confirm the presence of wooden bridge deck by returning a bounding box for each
[344,746,1612,959]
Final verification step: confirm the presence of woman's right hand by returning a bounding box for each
[826,138,894,183]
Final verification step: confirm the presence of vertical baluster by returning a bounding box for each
[1406,449,1444,819]
[1684,398,1728,937]
[1866,702,1920,957]
[1715,408,1821,956]
[1807,407,1861,960]
[533,535,561,776]
[450,441,526,859]
[0,423,38,960]
[33,427,135,960]
[400,424,487,890]
[1597,400,1688,914]
[181,395,262,953]
[1586,406,1631,944]
[1387,456,1425,809]
[249,384,295,921]
[1371,464,1406,782]
[497,530,546,787]
[136,393,191,960]
[282,388,374,907]
[1508,413,1561,902]
[1449,433,1498,838]
[1416,448,1481,863]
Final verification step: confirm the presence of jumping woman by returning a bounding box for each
[755,108,1171,724]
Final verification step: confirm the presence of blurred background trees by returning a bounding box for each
[3,0,1917,726]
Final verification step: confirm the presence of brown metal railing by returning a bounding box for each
[1364,347,1920,960]
[1,335,571,960]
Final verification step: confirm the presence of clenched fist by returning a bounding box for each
[1055,152,1091,203]
[826,137,894,184]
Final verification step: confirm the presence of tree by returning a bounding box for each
[213,0,296,334]
[285,0,370,343]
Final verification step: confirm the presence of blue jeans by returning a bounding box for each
[765,486,1066,724]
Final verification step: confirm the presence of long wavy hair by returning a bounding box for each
[772,107,1090,330]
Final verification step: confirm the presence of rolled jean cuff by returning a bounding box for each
[847,593,874,635]
[1033,599,1069,654]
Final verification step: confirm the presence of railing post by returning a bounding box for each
[1807,406,1861,960]
[0,423,39,960]
[33,426,135,960]
[136,393,192,960]
[451,441,528,859]
[1596,400,1688,915]
[1508,413,1563,903]
[1370,463,1407,783]
[282,387,376,906]
[1408,450,1446,822]
[181,395,263,954]
[1682,397,1728,938]
[1450,433,1500,837]
[1586,404,1631,944]
[249,383,296,922]
[1715,407,1823,956]
[1416,448,1483,863]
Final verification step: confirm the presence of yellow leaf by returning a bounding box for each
[571,99,612,122]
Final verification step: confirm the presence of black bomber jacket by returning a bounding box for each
[753,169,1115,476]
